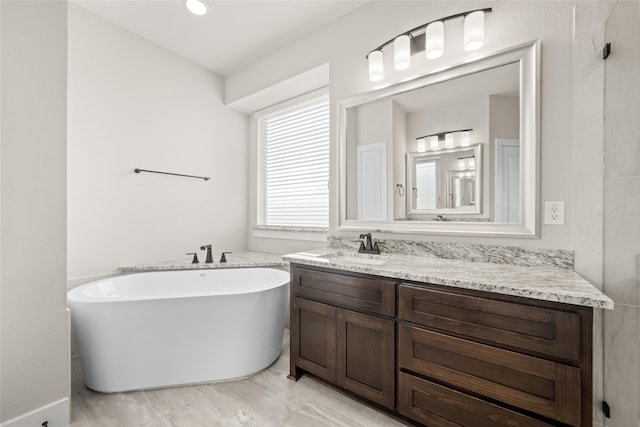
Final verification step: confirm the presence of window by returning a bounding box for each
[256,90,329,230]
[415,160,437,210]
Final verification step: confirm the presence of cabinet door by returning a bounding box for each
[290,298,336,382]
[337,308,395,409]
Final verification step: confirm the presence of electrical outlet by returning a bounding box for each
[544,201,565,225]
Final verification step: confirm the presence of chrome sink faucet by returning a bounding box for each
[200,244,213,263]
[358,233,381,254]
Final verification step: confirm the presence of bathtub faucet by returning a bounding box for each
[200,244,213,263]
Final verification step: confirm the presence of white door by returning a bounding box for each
[357,142,387,221]
[495,139,520,223]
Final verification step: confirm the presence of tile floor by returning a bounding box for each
[71,330,406,426]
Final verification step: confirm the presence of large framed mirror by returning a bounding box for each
[338,40,540,237]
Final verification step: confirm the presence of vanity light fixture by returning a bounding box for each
[445,133,454,148]
[425,21,444,59]
[460,130,471,146]
[368,50,384,82]
[457,156,476,170]
[185,0,208,16]
[429,135,440,150]
[394,34,411,70]
[464,11,485,51]
[366,8,491,82]
[417,138,427,152]
[417,128,473,151]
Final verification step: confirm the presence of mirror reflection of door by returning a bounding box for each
[495,138,520,223]
[357,142,387,221]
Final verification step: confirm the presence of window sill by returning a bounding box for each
[252,226,328,242]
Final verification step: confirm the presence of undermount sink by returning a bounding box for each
[321,252,389,266]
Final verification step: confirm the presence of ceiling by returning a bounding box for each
[74,0,368,77]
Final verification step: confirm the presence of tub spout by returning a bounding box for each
[200,244,213,263]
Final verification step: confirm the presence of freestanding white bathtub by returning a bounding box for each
[68,268,289,393]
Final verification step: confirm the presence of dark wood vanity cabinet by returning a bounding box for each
[289,264,396,409]
[289,264,593,427]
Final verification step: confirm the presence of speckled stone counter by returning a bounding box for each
[284,250,613,309]
[119,251,287,272]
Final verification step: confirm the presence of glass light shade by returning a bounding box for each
[185,0,208,16]
[368,50,384,82]
[464,11,485,51]
[468,157,476,169]
[417,139,426,152]
[458,158,465,169]
[394,35,411,70]
[445,133,454,148]
[425,21,444,59]
[460,131,471,146]
[429,136,439,150]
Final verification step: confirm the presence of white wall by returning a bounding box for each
[0,1,69,424]
[68,5,249,279]
[228,0,576,251]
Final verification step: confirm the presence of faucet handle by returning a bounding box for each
[186,252,199,264]
[220,252,232,263]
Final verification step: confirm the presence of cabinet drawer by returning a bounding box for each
[398,372,553,427]
[291,265,395,317]
[399,324,582,426]
[399,284,581,364]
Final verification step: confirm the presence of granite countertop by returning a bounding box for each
[119,251,287,272]
[284,250,614,309]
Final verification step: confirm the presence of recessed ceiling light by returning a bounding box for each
[185,0,208,16]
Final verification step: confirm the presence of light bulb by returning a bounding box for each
[429,136,439,150]
[461,131,470,146]
[368,50,384,82]
[464,11,485,51]
[394,35,411,70]
[185,0,208,16]
[445,133,454,148]
[425,21,444,59]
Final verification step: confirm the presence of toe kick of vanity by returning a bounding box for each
[288,263,596,427]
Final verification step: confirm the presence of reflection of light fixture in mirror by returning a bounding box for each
[425,21,444,59]
[417,138,426,152]
[445,133,454,148]
[417,128,473,151]
[365,8,491,81]
[185,0,208,15]
[458,156,476,170]
[368,50,384,82]
[464,11,485,51]
[460,130,471,146]
[394,35,411,70]
[429,136,439,150]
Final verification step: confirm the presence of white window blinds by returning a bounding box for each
[257,92,330,229]
[415,160,437,210]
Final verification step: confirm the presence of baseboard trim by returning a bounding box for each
[1,397,69,427]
